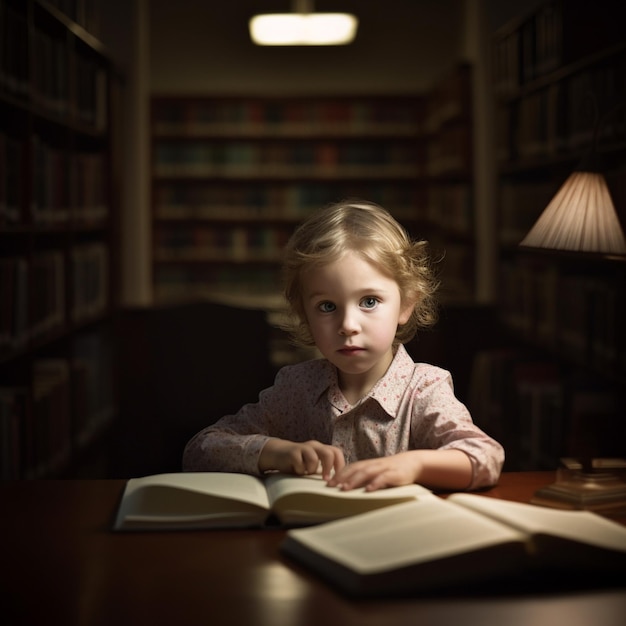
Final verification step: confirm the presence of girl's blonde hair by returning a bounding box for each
[282,199,439,347]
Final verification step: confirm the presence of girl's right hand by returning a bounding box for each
[258,438,345,480]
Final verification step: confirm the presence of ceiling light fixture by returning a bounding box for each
[249,0,358,46]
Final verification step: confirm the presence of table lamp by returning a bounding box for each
[519,98,626,514]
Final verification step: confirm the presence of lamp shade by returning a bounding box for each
[519,171,626,254]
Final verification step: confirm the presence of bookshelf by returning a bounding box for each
[422,63,474,303]
[475,0,626,471]
[150,69,476,310]
[0,0,119,478]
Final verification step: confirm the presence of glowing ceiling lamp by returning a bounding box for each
[249,0,358,46]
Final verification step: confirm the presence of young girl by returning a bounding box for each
[183,200,504,491]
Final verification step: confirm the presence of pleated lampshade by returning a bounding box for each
[519,170,626,254]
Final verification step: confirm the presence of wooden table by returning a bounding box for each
[2,472,625,626]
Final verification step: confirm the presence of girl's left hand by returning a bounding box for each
[326,451,421,492]
[326,449,473,492]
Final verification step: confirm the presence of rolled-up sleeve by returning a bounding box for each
[410,372,505,489]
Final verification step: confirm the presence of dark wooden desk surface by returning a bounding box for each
[1,472,625,626]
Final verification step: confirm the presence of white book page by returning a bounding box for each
[286,497,526,574]
[264,473,431,504]
[448,493,626,553]
[265,474,432,522]
[115,472,271,526]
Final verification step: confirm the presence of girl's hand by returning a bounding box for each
[326,449,473,492]
[259,438,345,480]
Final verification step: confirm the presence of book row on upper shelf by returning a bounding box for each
[495,49,626,166]
[153,181,422,222]
[152,182,473,236]
[0,130,107,226]
[0,0,108,131]
[0,244,109,356]
[154,225,292,264]
[153,264,283,303]
[154,141,421,179]
[152,69,470,141]
[153,97,422,137]
[153,134,472,181]
[0,326,115,480]
[497,257,625,382]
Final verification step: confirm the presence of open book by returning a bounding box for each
[281,492,626,596]
[113,472,432,530]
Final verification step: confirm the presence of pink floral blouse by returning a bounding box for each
[182,345,504,489]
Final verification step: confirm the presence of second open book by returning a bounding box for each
[281,491,626,595]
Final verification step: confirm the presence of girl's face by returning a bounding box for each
[301,250,414,399]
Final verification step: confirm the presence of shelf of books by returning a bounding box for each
[471,0,626,471]
[0,0,119,478]
[151,73,476,308]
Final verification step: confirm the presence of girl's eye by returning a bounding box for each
[318,301,336,313]
[361,297,379,310]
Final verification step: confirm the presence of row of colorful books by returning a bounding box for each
[0,244,109,354]
[153,185,472,235]
[153,98,421,136]
[154,143,473,181]
[0,328,114,479]
[154,225,292,263]
[154,141,420,174]
[152,182,422,223]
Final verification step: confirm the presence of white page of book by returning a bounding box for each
[286,497,526,575]
[117,472,272,524]
[264,473,431,505]
[448,493,626,552]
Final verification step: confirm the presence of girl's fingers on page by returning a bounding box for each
[318,445,345,480]
[299,443,325,475]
